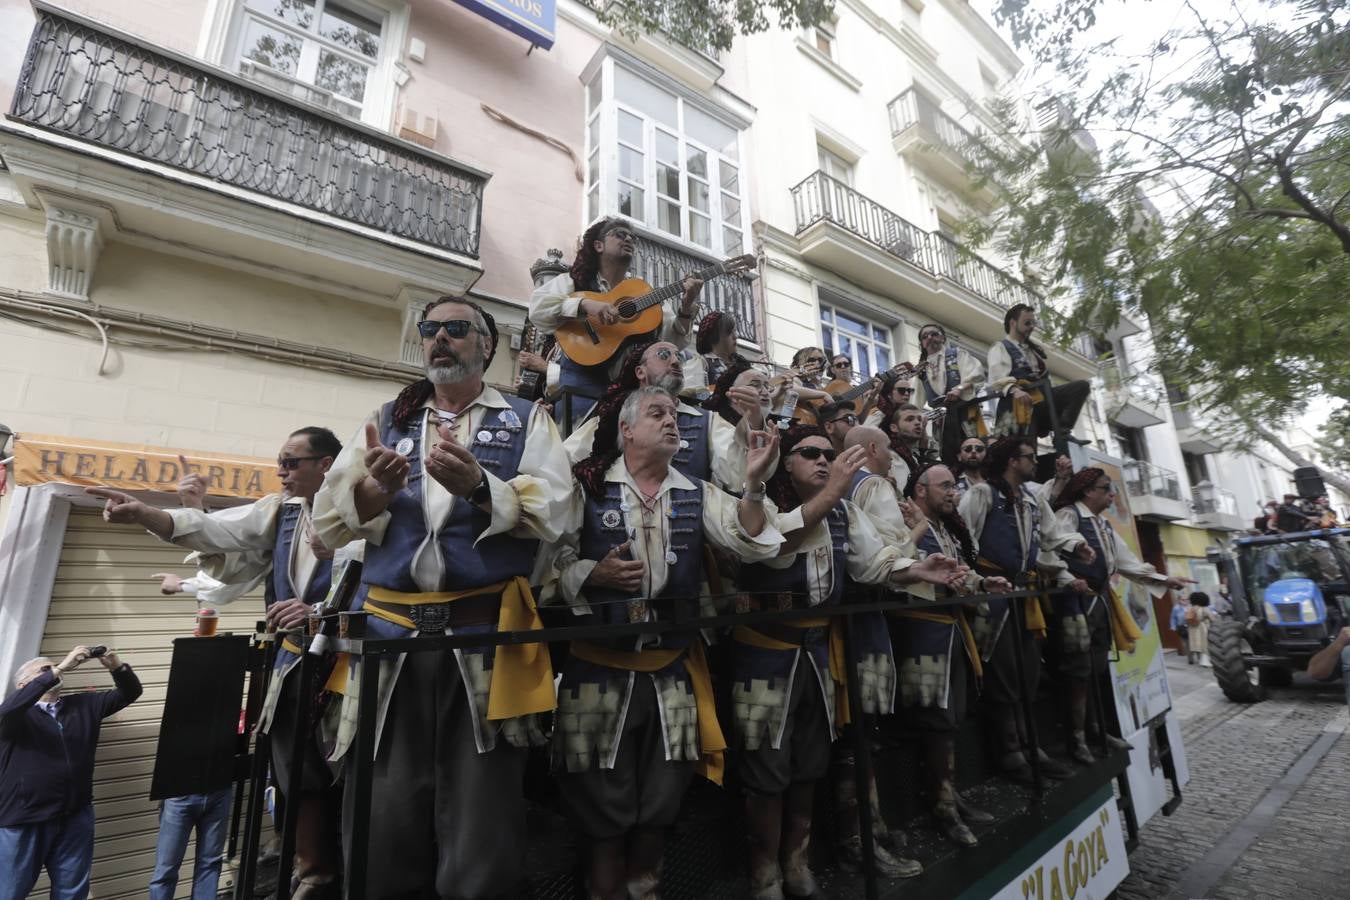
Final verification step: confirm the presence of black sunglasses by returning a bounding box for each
[277,456,324,470]
[828,413,858,426]
[789,446,837,462]
[418,319,479,340]
[833,360,851,368]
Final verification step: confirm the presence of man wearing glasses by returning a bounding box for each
[954,437,988,498]
[915,324,988,465]
[1051,469,1190,764]
[987,304,1090,441]
[957,437,1094,786]
[87,426,351,898]
[829,354,857,385]
[818,401,858,455]
[530,217,704,426]
[312,296,573,899]
[862,377,917,428]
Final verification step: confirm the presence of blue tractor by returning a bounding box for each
[1208,527,1350,702]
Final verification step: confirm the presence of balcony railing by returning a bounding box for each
[630,232,758,344]
[1192,484,1238,516]
[11,11,486,257]
[1123,459,1182,502]
[887,88,1000,182]
[1099,360,1165,405]
[790,170,1038,311]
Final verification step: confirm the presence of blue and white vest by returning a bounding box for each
[1065,506,1111,591]
[919,345,961,407]
[264,501,333,609]
[1001,339,1045,382]
[673,407,711,482]
[743,501,849,608]
[363,397,538,593]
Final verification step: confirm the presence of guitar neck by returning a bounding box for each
[837,363,915,402]
[631,262,729,314]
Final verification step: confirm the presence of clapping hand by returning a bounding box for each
[364,423,410,494]
[745,430,780,488]
[177,455,207,510]
[824,445,869,503]
[425,420,484,497]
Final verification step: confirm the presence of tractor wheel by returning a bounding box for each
[1258,666,1294,688]
[1209,619,1264,703]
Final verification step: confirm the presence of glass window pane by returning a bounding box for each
[722,226,742,252]
[249,0,314,29]
[615,67,677,129]
[587,187,599,222]
[820,305,833,322]
[619,145,644,181]
[859,350,872,378]
[241,18,302,75]
[876,345,891,369]
[617,182,645,219]
[822,324,834,350]
[588,115,599,152]
[873,325,887,343]
[686,145,707,178]
[315,50,369,102]
[319,1,381,58]
[837,311,868,336]
[720,162,739,192]
[656,163,679,198]
[618,110,643,147]
[688,211,711,247]
[721,192,740,226]
[838,335,853,360]
[658,199,680,235]
[587,151,599,188]
[656,131,678,164]
[586,70,603,113]
[687,176,710,212]
[684,104,737,158]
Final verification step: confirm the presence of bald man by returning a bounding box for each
[844,425,926,546]
[1,646,142,900]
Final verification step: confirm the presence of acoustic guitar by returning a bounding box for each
[823,362,918,416]
[554,254,756,368]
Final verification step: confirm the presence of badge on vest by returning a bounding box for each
[499,408,522,428]
[395,437,415,456]
[477,429,493,444]
[601,509,623,529]
[495,430,511,443]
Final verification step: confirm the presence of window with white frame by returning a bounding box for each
[819,299,894,379]
[817,145,854,185]
[808,18,837,59]
[585,61,748,255]
[230,0,385,121]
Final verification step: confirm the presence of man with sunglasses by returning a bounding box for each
[530,217,705,425]
[1051,469,1190,764]
[915,324,988,465]
[956,437,1094,785]
[818,402,858,455]
[731,427,967,900]
[88,426,351,898]
[311,296,572,899]
[862,378,917,428]
[987,304,1090,442]
[954,438,988,498]
[563,341,768,493]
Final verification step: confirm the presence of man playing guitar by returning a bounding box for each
[529,217,703,427]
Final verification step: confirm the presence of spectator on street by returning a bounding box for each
[1169,596,1190,655]
[1185,592,1216,667]
[148,788,232,900]
[0,645,143,900]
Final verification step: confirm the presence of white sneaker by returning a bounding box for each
[1199,654,1212,668]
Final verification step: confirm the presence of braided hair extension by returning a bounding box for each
[1003,303,1047,363]
[982,435,1034,514]
[766,423,827,512]
[1054,467,1105,511]
[390,296,499,429]
[572,341,653,497]
[700,356,754,425]
[570,217,627,291]
[902,462,978,566]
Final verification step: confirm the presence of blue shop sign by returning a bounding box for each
[452,0,556,48]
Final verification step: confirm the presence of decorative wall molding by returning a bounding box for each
[43,204,104,302]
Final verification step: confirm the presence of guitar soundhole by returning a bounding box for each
[615,301,637,320]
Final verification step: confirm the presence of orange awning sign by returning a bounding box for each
[13,434,282,500]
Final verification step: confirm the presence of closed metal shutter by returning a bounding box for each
[34,508,266,899]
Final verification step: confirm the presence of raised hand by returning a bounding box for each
[86,487,149,525]
[177,454,207,510]
[364,422,410,494]
[680,272,704,307]
[57,645,91,674]
[899,498,927,530]
[98,650,123,671]
[727,386,767,430]
[587,541,646,592]
[824,445,868,503]
[745,429,780,487]
[151,572,186,595]
[425,430,483,497]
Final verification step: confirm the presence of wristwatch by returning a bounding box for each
[469,470,491,506]
[744,482,766,502]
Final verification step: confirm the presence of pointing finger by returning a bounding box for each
[365,422,382,450]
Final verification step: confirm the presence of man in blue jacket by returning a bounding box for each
[0,644,142,900]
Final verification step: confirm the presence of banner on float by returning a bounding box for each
[989,798,1129,900]
[13,433,281,500]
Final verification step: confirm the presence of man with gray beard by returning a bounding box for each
[312,296,573,899]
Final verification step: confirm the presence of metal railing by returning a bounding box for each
[630,231,759,343]
[1099,360,1164,407]
[11,10,487,258]
[790,170,1038,311]
[1123,459,1182,502]
[887,88,1000,178]
[1192,484,1239,516]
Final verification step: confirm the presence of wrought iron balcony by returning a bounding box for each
[630,231,758,344]
[11,10,487,258]
[1123,459,1182,502]
[888,88,1001,191]
[790,170,1037,312]
[1192,483,1244,531]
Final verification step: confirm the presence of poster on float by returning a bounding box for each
[988,797,1130,900]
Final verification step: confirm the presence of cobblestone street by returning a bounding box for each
[1117,651,1349,900]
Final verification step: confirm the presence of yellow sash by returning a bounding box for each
[976,558,1047,639]
[570,639,726,785]
[1012,381,1046,428]
[365,578,556,720]
[732,617,850,727]
[281,636,303,655]
[963,402,990,438]
[891,609,983,680]
[1105,586,1144,654]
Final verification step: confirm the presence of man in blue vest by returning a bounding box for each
[550,385,781,900]
[1052,468,1189,762]
[312,296,573,899]
[915,323,988,465]
[957,437,1093,784]
[89,426,350,898]
[987,304,1090,440]
[530,218,704,426]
